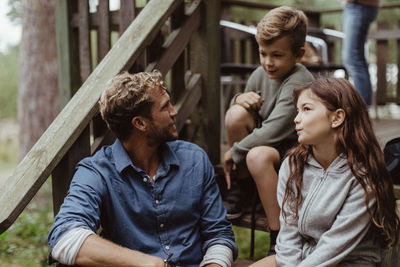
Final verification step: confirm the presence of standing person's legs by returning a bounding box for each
[342,2,379,106]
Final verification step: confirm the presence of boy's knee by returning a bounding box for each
[246,146,280,169]
[225,104,254,129]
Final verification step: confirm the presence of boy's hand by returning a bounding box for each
[235,92,264,111]
[223,151,234,190]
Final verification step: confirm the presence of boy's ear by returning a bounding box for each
[132,116,147,132]
[330,109,345,128]
[295,47,306,62]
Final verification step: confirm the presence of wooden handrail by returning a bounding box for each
[0,0,183,234]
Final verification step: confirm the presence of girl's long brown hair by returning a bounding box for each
[282,78,400,247]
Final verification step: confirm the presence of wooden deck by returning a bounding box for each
[372,118,400,149]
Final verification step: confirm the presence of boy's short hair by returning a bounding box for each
[99,70,164,140]
[256,6,308,54]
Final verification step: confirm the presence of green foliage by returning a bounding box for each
[233,226,269,261]
[0,180,53,267]
[0,45,18,120]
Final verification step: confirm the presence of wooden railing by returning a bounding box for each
[0,0,221,234]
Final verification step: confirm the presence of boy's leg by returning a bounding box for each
[223,104,256,219]
[246,146,281,231]
[225,104,257,177]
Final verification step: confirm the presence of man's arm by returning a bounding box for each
[75,234,165,267]
[199,151,238,266]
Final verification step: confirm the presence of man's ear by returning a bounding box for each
[330,109,345,128]
[132,116,147,132]
[295,47,306,62]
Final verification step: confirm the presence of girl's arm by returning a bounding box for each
[274,159,303,267]
[298,180,375,267]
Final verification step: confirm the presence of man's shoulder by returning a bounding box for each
[167,140,205,154]
[78,144,113,169]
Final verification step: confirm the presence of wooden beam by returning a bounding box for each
[0,0,183,234]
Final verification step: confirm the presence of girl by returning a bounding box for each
[251,78,400,266]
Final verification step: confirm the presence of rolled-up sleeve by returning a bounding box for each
[48,162,105,253]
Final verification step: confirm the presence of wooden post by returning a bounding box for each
[190,0,221,164]
[55,0,81,108]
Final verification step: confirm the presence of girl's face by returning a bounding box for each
[294,89,337,146]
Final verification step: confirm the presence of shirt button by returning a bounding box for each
[160,223,164,228]
[165,245,170,250]
[143,177,147,182]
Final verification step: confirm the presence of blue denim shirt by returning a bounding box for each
[48,139,237,266]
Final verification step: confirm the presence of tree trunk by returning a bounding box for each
[18,0,59,159]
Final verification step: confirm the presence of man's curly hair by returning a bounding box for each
[99,70,164,140]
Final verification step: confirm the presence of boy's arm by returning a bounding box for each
[229,82,297,164]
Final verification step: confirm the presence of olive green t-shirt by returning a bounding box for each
[230,63,314,164]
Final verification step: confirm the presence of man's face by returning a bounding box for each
[146,86,178,143]
[258,35,303,83]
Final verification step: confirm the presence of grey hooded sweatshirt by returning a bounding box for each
[276,154,382,267]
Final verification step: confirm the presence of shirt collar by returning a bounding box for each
[111,139,180,174]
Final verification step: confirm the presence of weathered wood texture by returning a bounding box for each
[0,0,184,233]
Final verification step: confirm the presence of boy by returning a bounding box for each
[223,6,314,254]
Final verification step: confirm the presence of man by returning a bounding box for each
[48,70,238,267]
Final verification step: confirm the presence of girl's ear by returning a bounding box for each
[132,116,147,132]
[331,109,345,128]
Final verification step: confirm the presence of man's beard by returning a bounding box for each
[147,122,178,144]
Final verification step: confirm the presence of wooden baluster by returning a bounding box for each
[119,0,136,35]
[78,0,91,82]
[376,22,389,105]
[171,1,186,103]
[97,0,110,62]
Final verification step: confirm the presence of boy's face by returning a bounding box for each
[258,35,304,83]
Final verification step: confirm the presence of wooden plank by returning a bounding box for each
[97,0,110,61]
[52,126,90,216]
[119,0,135,34]
[174,73,202,132]
[0,0,184,234]
[376,22,389,105]
[145,0,201,75]
[78,0,91,81]
[55,0,81,108]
